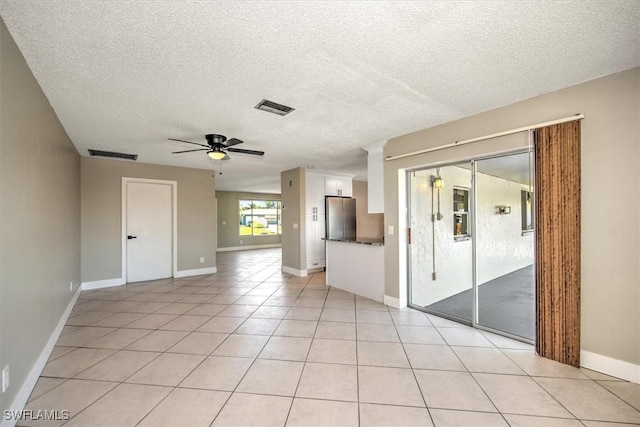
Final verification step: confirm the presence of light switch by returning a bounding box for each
[293,223,299,229]
[388,225,394,235]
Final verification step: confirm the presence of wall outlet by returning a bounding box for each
[199,257,204,263]
[293,223,298,229]
[2,365,9,393]
[222,221,226,226]
[239,240,243,244]
[388,225,394,235]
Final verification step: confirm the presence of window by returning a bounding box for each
[453,187,470,240]
[238,199,282,236]
[521,190,534,232]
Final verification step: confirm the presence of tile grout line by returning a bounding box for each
[60,280,230,425]
[441,335,508,422]
[208,269,311,426]
[389,308,435,426]
[283,273,330,426]
[34,251,640,426]
[494,343,590,422]
[55,268,282,426]
[418,311,521,424]
[590,380,640,413]
[204,264,287,425]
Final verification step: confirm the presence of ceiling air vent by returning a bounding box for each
[255,99,295,116]
[88,149,138,161]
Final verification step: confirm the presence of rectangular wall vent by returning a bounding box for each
[88,149,138,161]
[255,99,295,116]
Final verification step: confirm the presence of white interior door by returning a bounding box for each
[126,182,172,282]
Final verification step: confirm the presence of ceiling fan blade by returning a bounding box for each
[168,138,210,148]
[223,138,244,147]
[227,147,265,156]
[222,154,231,161]
[172,148,209,154]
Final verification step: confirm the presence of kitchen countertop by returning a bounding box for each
[323,237,384,246]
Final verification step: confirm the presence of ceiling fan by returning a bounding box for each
[169,134,265,160]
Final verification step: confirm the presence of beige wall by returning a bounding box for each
[217,190,282,249]
[81,157,216,282]
[384,68,640,366]
[281,168,305,271]
[353,180,384,239]
[0,19,81,414]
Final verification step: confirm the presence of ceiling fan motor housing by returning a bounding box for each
[206,134,227,146]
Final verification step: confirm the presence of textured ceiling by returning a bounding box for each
[1,1,638,193]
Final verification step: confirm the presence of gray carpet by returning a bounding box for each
[425,265,535,340]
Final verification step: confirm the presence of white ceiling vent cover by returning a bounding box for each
[255,99,295,116]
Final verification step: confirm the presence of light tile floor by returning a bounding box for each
[22,249,640,426]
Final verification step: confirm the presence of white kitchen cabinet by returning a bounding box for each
[305,171,327,272]
[306,213,326,270]
[324,175,353,197]
[305,172,325,215]
[302,170,353,274]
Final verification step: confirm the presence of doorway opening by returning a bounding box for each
[407,150,535,342]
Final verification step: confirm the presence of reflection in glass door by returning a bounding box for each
[475,152,535,340]
[408,150,535,342]
[408,163,473,323]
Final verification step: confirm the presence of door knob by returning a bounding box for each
[127,235,137,239]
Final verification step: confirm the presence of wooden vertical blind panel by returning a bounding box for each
[534,120,581,367]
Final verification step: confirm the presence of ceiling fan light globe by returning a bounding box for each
[208,150,226,160]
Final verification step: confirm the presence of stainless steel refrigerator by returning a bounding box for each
[325,197,356,240]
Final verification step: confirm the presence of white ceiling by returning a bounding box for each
[1,1,638,193]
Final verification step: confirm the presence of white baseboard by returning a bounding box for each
[81,277,124,291]
[174,267,217,278]
[1,286,82,427]
[384,295,403,309]
[581,350,640,384]
[281,265,307,277]
[81,268,219,288]
[217,244,282,252]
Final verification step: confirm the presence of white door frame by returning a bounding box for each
[122,177,178,282]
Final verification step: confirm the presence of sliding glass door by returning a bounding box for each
[475,152,535,340]
[408,150,535,342]
[408,163,473,323]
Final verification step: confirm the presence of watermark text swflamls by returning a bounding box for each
[3,409,70,421]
